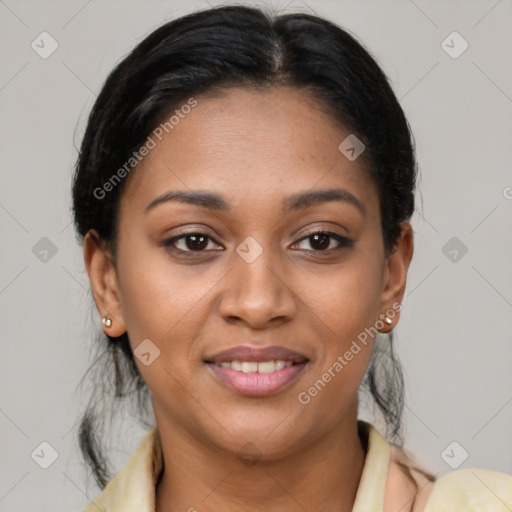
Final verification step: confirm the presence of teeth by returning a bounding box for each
[241,361,258,373]
[275,360,286,371]
[217,360,295,373]
[257,361,276,374]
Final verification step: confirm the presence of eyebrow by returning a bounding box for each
[145,188,365,216]
[285,188,365,216]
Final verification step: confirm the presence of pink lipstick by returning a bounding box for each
[205,345,308,396]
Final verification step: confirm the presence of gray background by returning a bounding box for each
[1,0,511,510]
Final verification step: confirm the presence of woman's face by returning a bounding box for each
[87,86,412,459]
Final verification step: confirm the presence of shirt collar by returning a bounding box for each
[95,420,390,512]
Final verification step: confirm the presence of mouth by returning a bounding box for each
[204,345,309,397]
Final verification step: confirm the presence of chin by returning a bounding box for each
[203,410,315,461]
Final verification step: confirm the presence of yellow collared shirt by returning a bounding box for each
[83,421,512,511]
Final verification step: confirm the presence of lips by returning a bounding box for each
[205,345,308,364]
[204,345,309,397]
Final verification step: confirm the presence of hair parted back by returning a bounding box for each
[72,4,417,489]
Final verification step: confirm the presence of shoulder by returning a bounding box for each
[83,494,106,512]
[384,444,512,511]
[425,467,512,511]
[384,447,437,511]
[81,427,161,512]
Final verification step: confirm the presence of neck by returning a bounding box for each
[155,409,367,512]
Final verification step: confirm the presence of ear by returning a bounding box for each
[83,229,126,337]
[379,221,414,333]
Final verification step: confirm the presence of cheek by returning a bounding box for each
[300,258,384,331]
[296,272,378,416]
[114,255,210,403]
[296,250,383,393]
[114,241,213,350]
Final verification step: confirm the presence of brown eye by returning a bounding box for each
[163,233,223,253]
[185,234,208,250]
[309,233,331,250]
[293,231,353,252]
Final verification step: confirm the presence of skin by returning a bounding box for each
[84,86,428,511]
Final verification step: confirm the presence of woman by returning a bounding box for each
[73,5,512,511]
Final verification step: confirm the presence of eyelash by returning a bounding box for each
[163,230,353,256]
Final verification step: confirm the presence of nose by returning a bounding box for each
[218,248,297,329]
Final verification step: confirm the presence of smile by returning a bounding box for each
[215,360,293,373]
[205,344,309,396]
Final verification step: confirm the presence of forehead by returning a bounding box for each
[120,86,377,214]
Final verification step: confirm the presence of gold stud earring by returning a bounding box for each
[102,316,112,328]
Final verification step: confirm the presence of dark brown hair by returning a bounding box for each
[73,4,418,490]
